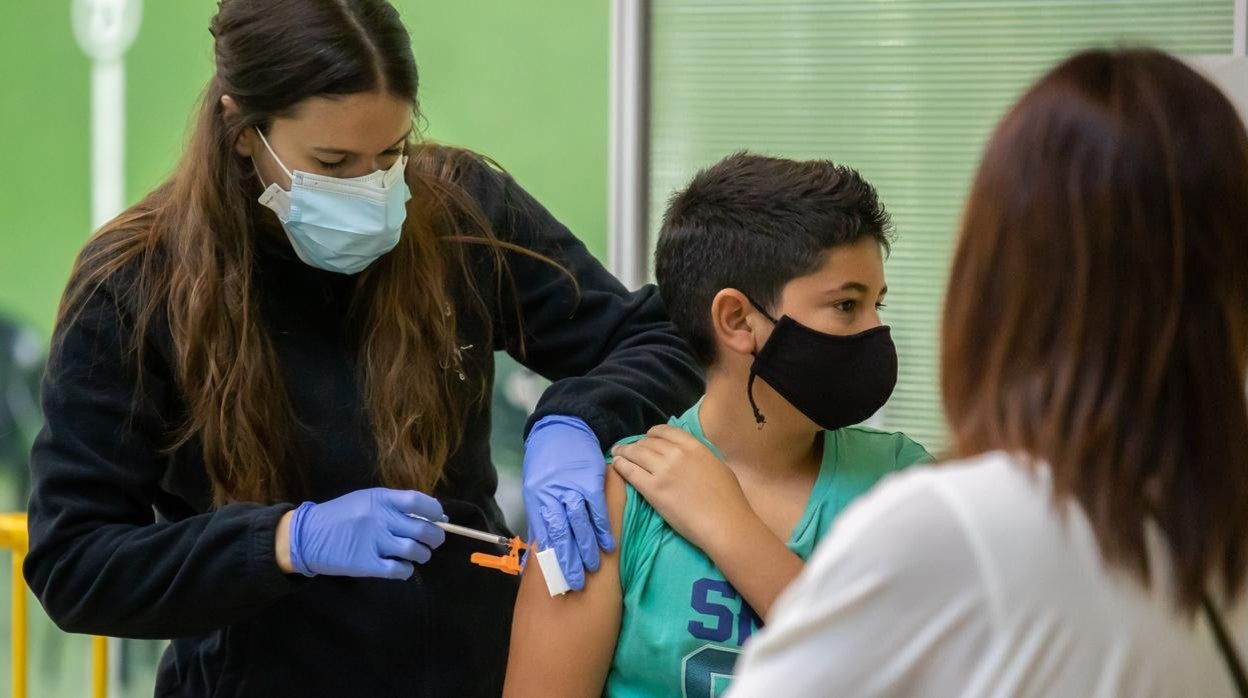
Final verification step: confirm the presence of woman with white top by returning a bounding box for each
[727,47,1248,697]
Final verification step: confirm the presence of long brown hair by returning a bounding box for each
[56,0,555,505]
[941,48,1248,612]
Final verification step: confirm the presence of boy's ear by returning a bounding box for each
[710,289,763,358]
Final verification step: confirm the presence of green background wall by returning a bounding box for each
[0,1,611,337]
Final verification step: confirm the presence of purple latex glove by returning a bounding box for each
[522,415,615,591]
[289,488,447,580]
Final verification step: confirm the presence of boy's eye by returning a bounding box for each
[876,302,888,311]
[317,159,346,171]
[834,300,856,313]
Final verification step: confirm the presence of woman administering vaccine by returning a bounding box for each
[23,1,700,695]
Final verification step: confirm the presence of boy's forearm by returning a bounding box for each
[704,517,805,620]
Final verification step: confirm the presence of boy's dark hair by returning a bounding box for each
[654,152,893,365]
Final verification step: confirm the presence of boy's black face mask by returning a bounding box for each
[746,300,898,431]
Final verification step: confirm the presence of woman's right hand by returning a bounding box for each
[275,488,447,580]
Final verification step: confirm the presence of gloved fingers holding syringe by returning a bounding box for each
[279,483,566,594]
[283,487,449,580]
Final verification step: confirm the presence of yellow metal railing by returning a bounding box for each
[0,513,108,698]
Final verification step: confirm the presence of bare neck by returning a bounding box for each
[699,369,822,481]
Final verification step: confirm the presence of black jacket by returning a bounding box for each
[24,155,702,696]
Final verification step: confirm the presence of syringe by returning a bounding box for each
[410,514,510,547]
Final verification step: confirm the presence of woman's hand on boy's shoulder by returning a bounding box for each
[610,426,753,555]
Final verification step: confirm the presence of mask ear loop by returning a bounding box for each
[743,295,777,429]
[254,128,294,180]
[747,368,766,429]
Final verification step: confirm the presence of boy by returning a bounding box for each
[504,153,931,697]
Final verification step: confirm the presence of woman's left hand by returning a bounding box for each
[611,425,755,554]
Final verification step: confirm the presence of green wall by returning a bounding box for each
[0,1,610,337]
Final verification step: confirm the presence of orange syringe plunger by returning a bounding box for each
[469,536,527,576]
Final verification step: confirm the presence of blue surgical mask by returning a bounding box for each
[254,129,411,275]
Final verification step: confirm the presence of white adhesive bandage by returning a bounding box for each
[535,548,571,596]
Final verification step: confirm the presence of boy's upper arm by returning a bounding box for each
[504,469,628,697]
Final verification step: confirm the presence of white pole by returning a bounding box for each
[72,0,142,233]
[91,59,126,230]
[608,0,650,289]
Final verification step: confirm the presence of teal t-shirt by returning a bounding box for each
[605,399,931,697]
